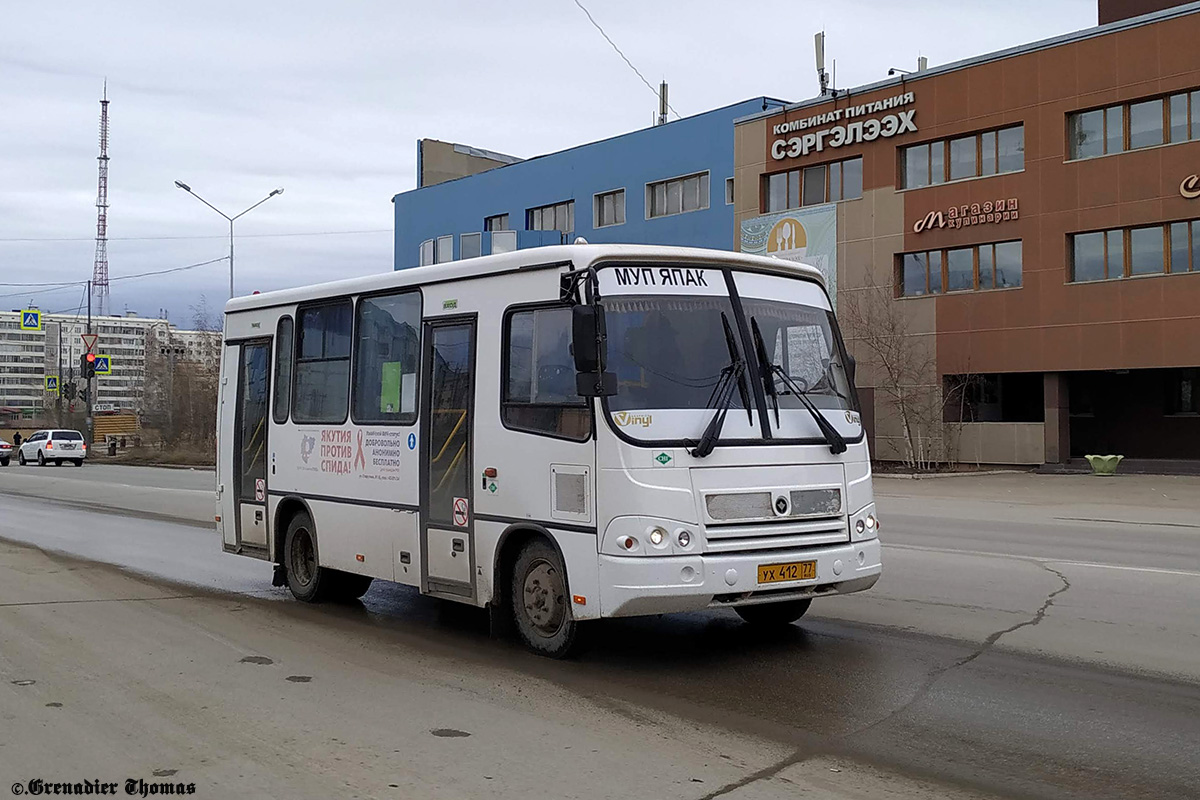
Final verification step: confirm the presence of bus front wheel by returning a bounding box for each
[734,599,812,627]
[511,540,581,659]
[284,512,336,603]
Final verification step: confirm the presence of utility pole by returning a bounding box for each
[56,320,62,426]
[86,280,93,447]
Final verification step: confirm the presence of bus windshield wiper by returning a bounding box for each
[720,312,753,425]
[749,316,847,455]
[691,319,744,460]
[750,318,780,428]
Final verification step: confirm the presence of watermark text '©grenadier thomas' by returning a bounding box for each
[11,778,197,796]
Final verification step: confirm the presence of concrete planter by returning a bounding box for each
[1085,454,1124,475]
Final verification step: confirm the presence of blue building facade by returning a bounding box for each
[393,97,787,270]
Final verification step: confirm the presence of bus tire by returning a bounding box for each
[734,599,812,627]
[283,512,336,603]
[510,539,581,659]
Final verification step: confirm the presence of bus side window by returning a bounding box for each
[273,316,294,424]
[293,300,352,423]
[353,292,422,424]
[502,306,590,441]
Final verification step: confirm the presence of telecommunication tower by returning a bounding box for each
[92,82,110,316]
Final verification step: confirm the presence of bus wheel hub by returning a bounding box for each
[523,561,563,633]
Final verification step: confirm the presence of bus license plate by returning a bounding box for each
[757,560,816,584]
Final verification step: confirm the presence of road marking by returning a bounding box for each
[886,543,1200,577]
[1053,516,1200,530]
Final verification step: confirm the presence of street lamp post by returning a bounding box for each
[174,181,284,299]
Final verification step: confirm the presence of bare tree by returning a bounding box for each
[142,306,220,455]
[839,275,948,470]
[190,295,219,333]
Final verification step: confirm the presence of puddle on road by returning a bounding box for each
[430,729,471,738]
[239,655,273,665]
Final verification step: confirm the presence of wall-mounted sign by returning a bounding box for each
[740,204,838,307]
[770,91,917,161]
[913,198,1019,234]
[1181,174,1199,199]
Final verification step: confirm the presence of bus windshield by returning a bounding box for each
[597,265,859,444]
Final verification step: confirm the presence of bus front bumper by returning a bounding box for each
[597,539,881,618]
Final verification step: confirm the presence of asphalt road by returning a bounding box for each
[1,464,1198,799]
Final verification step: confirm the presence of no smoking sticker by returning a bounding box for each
[255,478,265,502]
[452,497,468,527]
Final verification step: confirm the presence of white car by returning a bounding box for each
[0,438,10,467]
[18,429,87,467]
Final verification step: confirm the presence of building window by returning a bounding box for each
[944,373,1044,422]
[293,300,351,423]
[435,235,453,263]
[897,240,1022,297]
[1071,220,1200,281]
[1068,89,1200,159]
[725,177,735,205]
[492,230,517,254]
[762,156,862,212]
[1166,368,1199,416]
[527,201,574,233]
[900,125,1024,189]
[419,239,434,267]
[273,316,293,424]
[353,291,420,425]
[594,189,625,228]
[503,306,590,441]
[647,171,710,218]
[460,232,482,259]
[484,214,509,232]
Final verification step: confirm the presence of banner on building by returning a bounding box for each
[739,204,837,307]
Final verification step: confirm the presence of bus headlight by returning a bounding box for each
[604,517,699,555]
[850,504,878,541]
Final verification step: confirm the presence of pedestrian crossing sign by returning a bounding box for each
[45,375,59,393]
[94,354,112,375]
[20,310,41,330]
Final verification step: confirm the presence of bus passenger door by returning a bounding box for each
[233,339,271,553]
[419,318,477,600]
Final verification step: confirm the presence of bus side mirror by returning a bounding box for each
[846,354,857,386]
[572,304,617,397]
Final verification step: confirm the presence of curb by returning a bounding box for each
[873,469,1031,480]
[93,460,215,471]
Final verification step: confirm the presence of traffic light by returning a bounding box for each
[81,352,97,380]
[63,382,76,401]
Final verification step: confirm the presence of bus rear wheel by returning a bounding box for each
[511,540,581,659]
[735,599,812,627]
[284,512,336,603]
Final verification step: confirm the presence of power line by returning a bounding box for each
[0,280,85,288]
[0,255,228,301]
[571,0,680,120]
[0,228,392,244]
[109,256,227,282]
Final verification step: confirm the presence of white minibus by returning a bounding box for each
[217,244,880,657]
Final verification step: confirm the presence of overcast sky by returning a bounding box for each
[1,0,1095,326]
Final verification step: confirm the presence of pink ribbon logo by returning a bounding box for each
[354,430,366,471]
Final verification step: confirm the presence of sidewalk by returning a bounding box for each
[875,471,1200,526]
